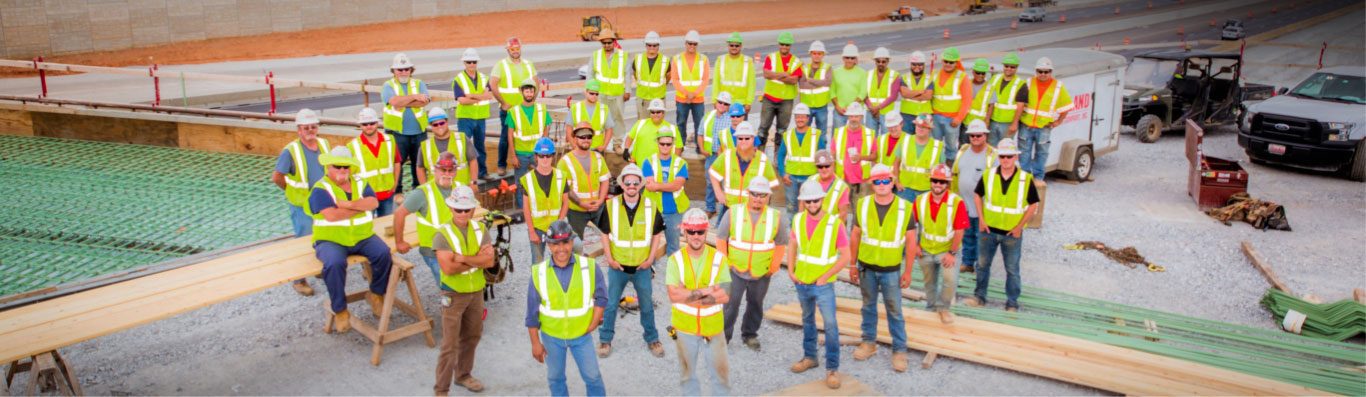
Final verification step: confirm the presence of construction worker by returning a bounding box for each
[964,138,1039,312]
[716,177,787,350]
[382,53,429,195]
[1015,57,1072,180]
[570,80,614,152]
[667,208,732,395]
[787,178,851,390]
[491,37,539,179]
[452,47,495,181]
[674,30,711,155]
[963,59,995,134]
[911,164,970,325]
[310,146,392,333]
[642,132,689,255]
[759,31,803,157]
[848,164,915,373]
[895,51,933,127]
[431,185,495,395]
[864,47,899,135]
[780,103,827,214]
[891,115,943,203]
[272,109,329,296]
[589,30,629,142]
[508,79,553,206]
[416,108,476,187]
[525,220,607,397]
[595,164,666,359]
[634,31,672,143]
[700,98,741,216]
[713,32,755,114]
[811,149,851,220]
[798,41,833,133]
[708,121,778,221]
[520,137,569,264]
[348,107,400,217]
[987,53,1027,146]
[931,47,973,163]
[394,152,459,289]
[558,122,611,238]
[624,99,677,166]
[829,43,867,130]
[953,121,997,273]
[875,112,905,170]
[832,102,876,198]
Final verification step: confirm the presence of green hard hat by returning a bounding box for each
[584,79,601,92]
[727,32,743,44]
[942,47,960,62]
[777,32,794,45]
[973,58,990,73]
[1002,52,1021,66]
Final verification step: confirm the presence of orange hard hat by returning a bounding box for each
[930,164,952,182]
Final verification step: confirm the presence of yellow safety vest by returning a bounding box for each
[453,71,492,119]
[714,54,755,105]
[628,119,676,166]
[519,169,567,231]
[571,101,610,150]
[438,221,487,293]
[607,197,657,267]
[644,154,690,213]
[383,78,429,133]
[818,177,848,215]
[899,72,933,116]
[511,104,548,154]
[1021,77,1073,128]
[916,192,963,255]
[532,255,597,340]
[896,137,943,191]
[283,138,330,211]
[592,49,628,96]
[763,52,802,100]
[799,62,831,108]
[710,150,777,206]
[698,110,733,154]
[855,195,912,267]
[495,58,538,106]
[419,134,471,186]
[865,69,900,115]
[669,246,726,337]
[556,150,609,212]
[791,211,842,284]
[966,75,994,126]
[634,53,671,100]
[932,70,965,115]
[783,127,823,177]
[673,52,709,102]
[832,125,876,180]
[348,136,397,194]
[989,75,1027,124]
[310,177,375,247]
[414,182,453,249]
[981,167,1033,231]
[725,205,781,276]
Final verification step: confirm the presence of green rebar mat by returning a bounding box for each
[1261,288,1366,342]
[0,135,290,296]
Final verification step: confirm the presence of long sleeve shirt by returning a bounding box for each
[936,67,974,122]
[524,256,609,328]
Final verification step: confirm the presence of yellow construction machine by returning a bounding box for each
[579,16,622,42]
[963,0,998,15]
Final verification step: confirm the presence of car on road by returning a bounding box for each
[887,6,925,22]
[578,64,589,80]
[1019,7,1046,22]
[1239,66,1366,181]
[1121,50,1274,143]
[1221,19,1246,40]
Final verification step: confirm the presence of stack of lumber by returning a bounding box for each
[765,298,1330,395]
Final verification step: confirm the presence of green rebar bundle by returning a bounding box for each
[1260,288,1366,342]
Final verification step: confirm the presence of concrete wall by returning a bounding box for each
[0,0,727,59]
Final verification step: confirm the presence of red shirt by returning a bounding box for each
[884,135,901,157]
[913,193,970,230]
[762,53,804,103]
[1033,78,1055,104]
[358,133,402,200]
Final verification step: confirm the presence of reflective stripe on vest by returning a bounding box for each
[497,59,537,95]
[533,256,596,340]
[917,192,962,255]
[420,135,470,186]
[608,197,656,266]
[783,127,823,176]
[674,53,707,89]
[310,177,375,247]
[932,70,964,114]
[453,71,492,119]
[763,52,801,100]
[645,154,690,213]
[414,183,454,248]
[438,221,488,293]
[520,169,567,231]
[512,104,548,153]
[820,178,848,215]
[347,137,396,192]
[792,211,841,284]
[982,167,1033,231]
[717,55,750,88]
[559,150,607,206]
[284,138,329,209]
[856,195,911,267]
[670,247,725,336]
[634,54,671,93]
[593,49,628,95]
[383,78,429,132]
[899,73,933,115]
[990,75,1027,123]
[716,151,771,205]
[1022,78,1073,128]
[629,120,675,165]
[898,138,942,191]
[967,74,994,122]
[865,69,900,115]
[833,126,876,179]
[572,101,610,150]
[725,205,779,275]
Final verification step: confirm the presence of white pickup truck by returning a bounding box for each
[1239,66,1366,181]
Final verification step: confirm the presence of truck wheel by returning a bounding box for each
[1349,139,1366,182]
[1068,146,1094,181]
[1136,114,1164,143]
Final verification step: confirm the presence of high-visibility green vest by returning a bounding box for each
[832,125,876,180]
[669,246,725,337]
[419,134,471,186]
[865,69,900,116]
[310,177,375,247]
[989,75,1027,123]
[856,195,913,267]
[714,54,754,105]
[628,119,675,166]
[875,133,898,168]
[519,169,566,232]
[413,182,453,249]
[791,211,842,284]
[818,177,848,215]
[556,150,609,212]
[783,127,823,177]
[981,167,1033,231]
[673,52,709,102]
[438,221,487,293]
[725,205,780,276]
[896,137,943,191]
[644,154,690,213]
[917,192,963,255]
[383,78,429,133]
[899,72,932,116]
[634,53,670,100]
[1021,77,1073,128]
[511,104,547,154]
[710,150,777,207]
[532,256,597,340]
[452,71,492,119]
[951,144,997,193]
[592,49,628,96]
[763,52,802,100]
[799,62,831,108]
[932,70,966,115]
[607,196,657,267]
[495,58,537,106]
[348,135,397,194]
[283,138,330,211]
[698,110,733,154]
[965,75,994,126]
[571,100,610,150]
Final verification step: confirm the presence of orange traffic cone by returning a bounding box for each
[1177,26,1184,35]
[1114,6,1120,14]
[943,28,951,39]
[1123,37,1131,45]
[1059,14,1066,23]
[1209,18,1216,27]
[1010,20,1018,30]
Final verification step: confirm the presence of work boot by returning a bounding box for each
[939,311,956,324]
[597,342,612,358]
[959,265,975,273]
[742,336,762,351]
[892,352,909,373]
[962,297,983,307]
[790,357,818,373]
[366,292,386,319]
[853,342,877,361]
[456,376,485,393]
[1005,306,1019,313]
[825,370,842,389]
[292,280,314,296]
[333,310,352,333]
[649,341,666,358]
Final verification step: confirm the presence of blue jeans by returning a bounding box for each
[601,267,659,344]
[530,229,547,264]
[288,204,313,237]
[810,105,829,134]
[961,216,980,270]
[676,102,705,146]
[795,283,840,370]
[497,109,511,169]
[675,333,730,396]
[513,154,533,209]
[662,212,682,256]
[458,118,489,179]
[704,155,718,212]
[896,187,924,203]
[919,252,960,312]
[422,255,456,292]
[975,231,1023,309]
[314,236,392,313]
[785,174,811,214]
[542,331,606,397]
[988,120,1012,147]
[866,110,885,135]
[858,268,906,352]
[931,114,960,162]
[373,196,394,218]
[1018,125,1051,178]
[832,109,848,130]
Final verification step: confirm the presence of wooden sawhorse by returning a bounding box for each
[5,350,82,396]
[323,255,435,366]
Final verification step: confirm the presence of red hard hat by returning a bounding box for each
[930,164,952,181]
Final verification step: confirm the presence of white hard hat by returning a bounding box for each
[870,163,894,180]
[461,48,480,62]
[908,51,927,64]
[966,120,990,135]
[295,108,320,126]
[884,111,902,126]
[520,78,538,89]
[732,121,756,138]
[681,208,710,230]
[793,103,811,116]
[797,178,827,201]
[873,47,891,59]
[618,163,645,184]
[647,99,666,112]
[715,91,733,104]
[1035,56,1054,71]
[427,107,448,121]
[996,137,1022,155]
[685,30,701,44]
[747,176,773,194]
[391,53,414,69]
[844,102,866,116]
[644,31,662,45]
[841,44,859,58]
[357,108,379,124]
[445,185,478,210]
[809,40,826,53]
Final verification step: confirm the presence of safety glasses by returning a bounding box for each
[429,121,447,127]
[872,179,892,186]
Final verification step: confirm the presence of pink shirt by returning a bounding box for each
[794,215,849,248]
[841,127,875,184]
[818,178,851,208]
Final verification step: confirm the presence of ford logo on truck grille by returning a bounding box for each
[1273,123,1290,131]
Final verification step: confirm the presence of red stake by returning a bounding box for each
[267,71,276,115]
[150,64,160,107]
[34,57,47,98]
[943,28,951,39]
[1318,42,1327,69]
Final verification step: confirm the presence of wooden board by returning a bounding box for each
[1241,241,1292,293]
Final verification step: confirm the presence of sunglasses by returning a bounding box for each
[1036,70,1052,74]
[300,125,319,131]
[717,101,731,107]
[454,208,474,214]
[872,179,892,185]
[429,121,447,127]
[803,200,822,205]
[686,42,698,46]
[329,165,350,170]
[464,61,477,65]
[843,57,856,60]
[576,134,594,139]
[394,68,413,72]
[658,142,674,147]
[646,44,660,48]
[586,91,599,96]
[999,154,1017,159]
[910,63,924,67]
[685,230,706,236]
[650,110,665,115]
[1004,65,1018,69]
[778,44,791,47]
[360,121,379,127]
[749,193,769,199]
[875,60,889,64]
[622,181,641,187]
[969,134,986,138]
[974,72,986,75]
[816,164,832,169]
[536,154,554,159]
[735,137,752,141]
[728,44,742,48]
[931,179,949,185]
